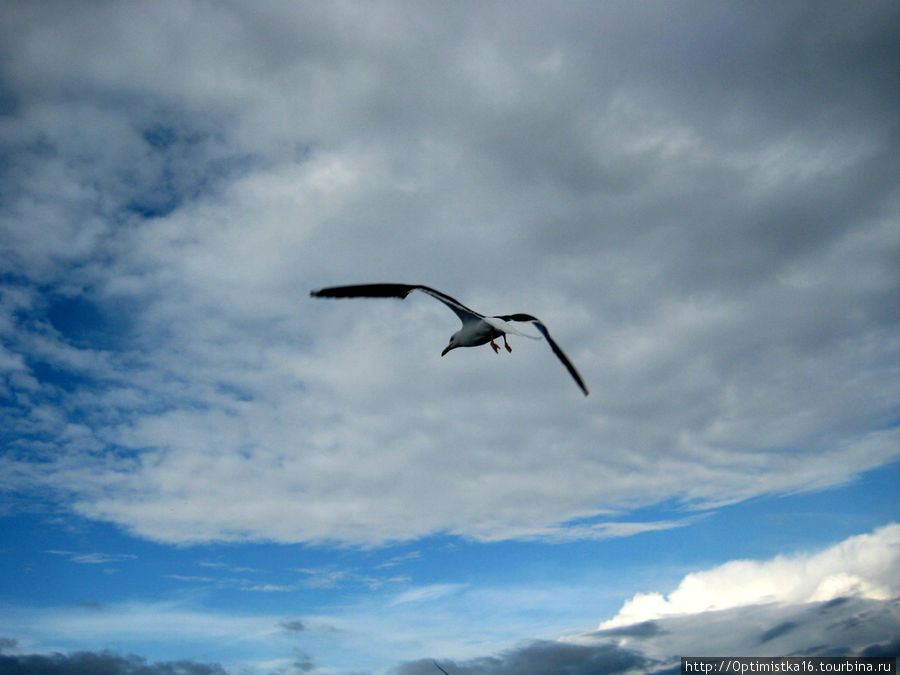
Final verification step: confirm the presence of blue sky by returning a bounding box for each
[1,1,899,673]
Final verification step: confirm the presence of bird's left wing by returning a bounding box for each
[497,313,589,396]
[310,283,483,325]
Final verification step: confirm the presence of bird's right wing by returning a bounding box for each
[482,316,542,339]
[497,313,589,396]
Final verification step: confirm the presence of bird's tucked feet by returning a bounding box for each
[502,335,512,353]
[489,328,500,353]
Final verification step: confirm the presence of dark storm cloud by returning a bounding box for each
[396,640,651,675]
[0,650,226,675]
[860,638,900,658]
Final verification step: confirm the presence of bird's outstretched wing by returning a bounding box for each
[497,313,589,396]
[310,283,482,325]
[311,285,589,396]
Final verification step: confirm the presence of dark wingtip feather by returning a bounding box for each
[310,283,415,299]
[532,322,589,396]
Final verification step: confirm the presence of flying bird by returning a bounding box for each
[309,283,588,396]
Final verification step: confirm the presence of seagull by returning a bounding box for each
[309,283,588,396]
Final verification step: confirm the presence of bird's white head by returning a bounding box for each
[441,336,458,356]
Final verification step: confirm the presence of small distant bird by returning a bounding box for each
[310,283,588,396]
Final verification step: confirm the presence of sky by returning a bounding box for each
[0,1,898,673]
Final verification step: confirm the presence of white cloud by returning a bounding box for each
[600,523,900,629]
[1,1,898,548]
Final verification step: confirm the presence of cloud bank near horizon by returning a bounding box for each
[397,524,900,674]
[2,523,897,674]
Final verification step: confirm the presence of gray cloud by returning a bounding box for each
[1,1,898,546]
[595,621,665,640]
[280,619,305,634]
[759,621,799,644]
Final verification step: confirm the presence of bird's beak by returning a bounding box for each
[441,344,453,357]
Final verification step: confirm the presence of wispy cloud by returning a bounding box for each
[390,584,470,606]
[247,584,297,593]
[378,551,423,568]
[196,561,261,574]
[45,550,137,565]
[165,574,218,584]
[295,566,409,591]
[475,516,702,543]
